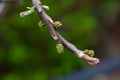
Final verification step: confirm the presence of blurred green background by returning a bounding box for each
[0,0,120,80]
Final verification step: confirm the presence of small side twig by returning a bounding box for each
[31,0,100,65]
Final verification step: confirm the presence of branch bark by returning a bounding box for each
[32,0,100,65]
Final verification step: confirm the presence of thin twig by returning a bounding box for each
[32,0,100,65]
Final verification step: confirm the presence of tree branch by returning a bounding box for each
[32,0,100,65]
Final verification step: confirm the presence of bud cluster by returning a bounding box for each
[85,49,95,57]
[56,43,64,53]
[53,21,62,28]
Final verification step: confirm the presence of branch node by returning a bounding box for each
[77,50,85,58]
[50,33,58,40]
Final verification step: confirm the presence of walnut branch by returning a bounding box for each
[31,0,100,65]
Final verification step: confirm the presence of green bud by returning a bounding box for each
[53,21,62,28]
[20,6,35,17]
[26,6,35,12]
[56,43,64,53]
[42,5,49,10]
[85,49,95,57]
[38,21,45,28]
